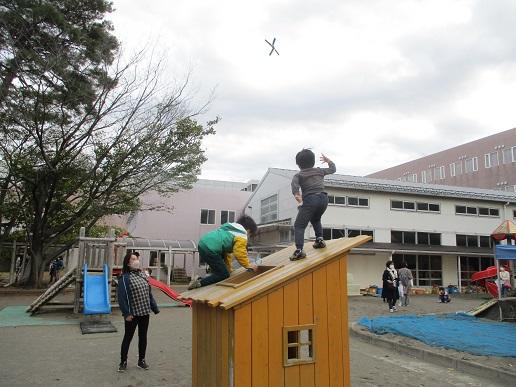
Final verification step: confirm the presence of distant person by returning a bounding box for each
[438,286,451,303]
[290,149,336,261]
[15,256,22,282]
[188,215,258,289]
[117,252,160,372]
[499,266,511,297]
[397,261,413,307]
[48,258,61,285]
[382,260,399,312]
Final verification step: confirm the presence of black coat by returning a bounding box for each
[382,269,399,300]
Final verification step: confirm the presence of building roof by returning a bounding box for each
[122,238,196,250]
[246,168,516,206]
[180,235,371,310]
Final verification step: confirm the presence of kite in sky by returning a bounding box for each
[265,38,279,56]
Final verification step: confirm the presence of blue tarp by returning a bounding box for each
[358,314,516,357]
[495,245,516,260]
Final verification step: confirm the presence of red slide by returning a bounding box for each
[485,282,499,298]
[147,277,192,307]
[471,266,501,298]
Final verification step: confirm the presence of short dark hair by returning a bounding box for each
[400,261,408,268]
[296,149,315,169]
[122,251,137,273]
[385,260,393,268]
[237,215,257,237]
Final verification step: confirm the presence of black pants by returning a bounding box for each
[294,192,328,249]
[199,246,229,287]
[120,314,149,362]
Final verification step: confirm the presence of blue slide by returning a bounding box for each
[83,263,111,315]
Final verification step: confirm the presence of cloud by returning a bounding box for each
[108,0,516,181]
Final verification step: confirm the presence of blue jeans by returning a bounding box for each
[294,192,328,249]
[199,246,229,287]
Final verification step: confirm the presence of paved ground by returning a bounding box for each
[0,288,513,386]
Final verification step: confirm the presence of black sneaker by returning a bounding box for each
[137,359,150,370]
[118,361,127,372]
[290,249,306,261]
[313,237,326,249]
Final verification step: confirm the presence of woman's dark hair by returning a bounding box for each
[237,215,258,237]
[385,260,393,268]
[400,261,408,268]
[295,149,315,169]
[122,251,138,273]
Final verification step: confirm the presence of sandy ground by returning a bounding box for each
[0,288,513,387]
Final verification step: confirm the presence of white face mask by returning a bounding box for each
[389,265,395,270]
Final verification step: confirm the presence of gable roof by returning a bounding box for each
[180,235,371,310]
[245,168,516,207]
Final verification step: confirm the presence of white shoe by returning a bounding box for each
[188,276,202,290]
[389,309,394,313]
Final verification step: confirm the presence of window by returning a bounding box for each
[449,163,456,177]
[220,210,235,224]
[200,209,215,224]
[283,325,315,366]
[456,205,499,217]
[464,157,478,173]
[322,228,346,240]
[391,230,415,244]
[347,229,374,239]
[502,147,515,164]
[392,200,440,213]
[439,166,446,179]
[484,152,499,168]
[455,161,463,175]
[421,170,428,183]
[456,234,492,248]
[514,210,516,218]
[328,195,368,207]
[260,195,278,223]
[392,254,442,286]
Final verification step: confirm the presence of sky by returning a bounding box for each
[108,0,516,182]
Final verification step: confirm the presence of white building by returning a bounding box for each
[245,168,516,291]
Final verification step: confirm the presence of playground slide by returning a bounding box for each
[471,266,498,282]
[147,276,192,307]
[83,264,112,315]
[485,282,499,298]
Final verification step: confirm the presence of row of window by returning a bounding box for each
[200,209,235,225]
[398,146,516,183]
[328,195,369,207]
[259,195,506,226]
[322,228,374,241]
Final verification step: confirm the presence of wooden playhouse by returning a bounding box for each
[181,235,371,387]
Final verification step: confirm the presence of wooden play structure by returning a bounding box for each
[27,228,195,314]
[181,235,371,387]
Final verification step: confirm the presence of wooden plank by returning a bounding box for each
[192,304,198,387]
[313,265,329,386]
[284,280,300,387]
[326,260,344,387]
[267,288,284,387]
[219,309,230,387]
[298,273,315,387]
[234,303,252,387]
[339,255,351,387]
[209,306,217,385]
[251,297,269,387]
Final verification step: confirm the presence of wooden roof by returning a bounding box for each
[180,235,371,310]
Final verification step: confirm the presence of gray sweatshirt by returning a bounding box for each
[291,161,336,197]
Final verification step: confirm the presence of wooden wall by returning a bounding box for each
[192,303,232,387]
[232,253,350,387]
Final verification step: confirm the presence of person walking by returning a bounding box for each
[397,261,413,307]
[117,252,160,372]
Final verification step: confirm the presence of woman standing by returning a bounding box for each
[117,252,160,372]
[382,260,399,313]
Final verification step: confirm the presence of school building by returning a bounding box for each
[244,168,516,291]
[367,127,516,192]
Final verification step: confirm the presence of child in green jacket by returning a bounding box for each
[188,215,258,289]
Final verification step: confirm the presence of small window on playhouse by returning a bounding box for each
[283,324,315,366]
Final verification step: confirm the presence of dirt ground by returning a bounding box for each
[0,288,513,387]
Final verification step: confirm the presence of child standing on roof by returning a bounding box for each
[188,215,258,289]
[290,149,336,261]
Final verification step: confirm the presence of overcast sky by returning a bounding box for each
[108,0,516,182]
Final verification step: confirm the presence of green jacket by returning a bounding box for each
[199,223,250,271]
